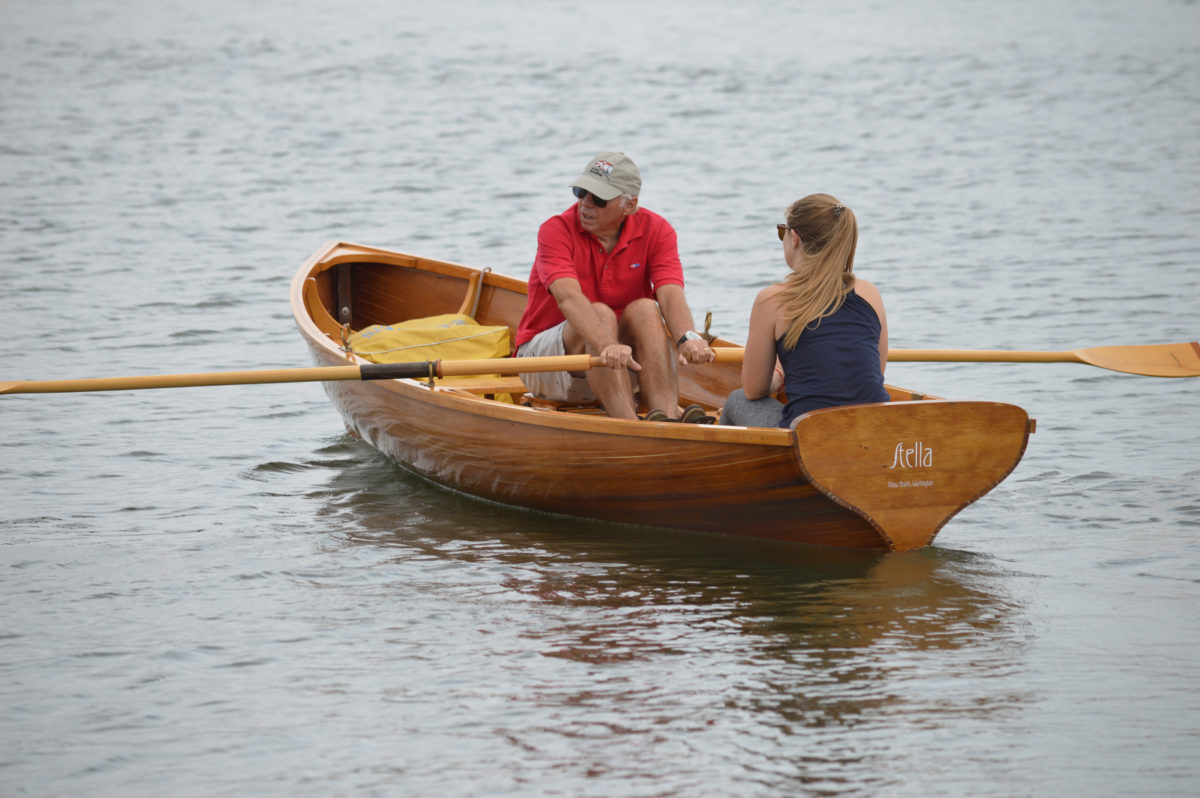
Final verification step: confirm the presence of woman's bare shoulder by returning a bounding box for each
[754,281,788,306]
[853,276,881,298]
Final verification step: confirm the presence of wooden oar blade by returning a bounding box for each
[1075,342,1200,378]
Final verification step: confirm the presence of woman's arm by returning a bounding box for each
[742,286,782,399]
[855,278,888,373]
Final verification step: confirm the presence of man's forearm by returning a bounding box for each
[656,285,697,343]
[556,290,618,353]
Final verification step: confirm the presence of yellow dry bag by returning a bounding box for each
[346,314,511,364]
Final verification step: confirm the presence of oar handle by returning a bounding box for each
[360,355,600,381]
[433,354,599,377]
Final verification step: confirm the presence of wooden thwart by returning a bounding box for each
[304,277,344,338]
[433,375,528,395]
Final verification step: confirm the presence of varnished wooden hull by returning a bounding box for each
[292,242,1033,551]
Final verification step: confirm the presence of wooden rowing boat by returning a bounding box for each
[291,241,1034,552]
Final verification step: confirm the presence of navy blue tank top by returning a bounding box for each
[776,290,889,427]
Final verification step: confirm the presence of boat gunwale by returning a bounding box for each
[289,240,941,447]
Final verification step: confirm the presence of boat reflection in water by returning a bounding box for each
[298,439,1029,750]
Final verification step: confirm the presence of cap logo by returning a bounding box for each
[589,160,614,181]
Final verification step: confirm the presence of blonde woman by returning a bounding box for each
[720,194,889,428]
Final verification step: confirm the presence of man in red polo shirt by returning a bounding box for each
[515,152,715,420]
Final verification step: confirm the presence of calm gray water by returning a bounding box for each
[2,0,1199,795]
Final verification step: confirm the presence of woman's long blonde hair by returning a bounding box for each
[779,193,858,351]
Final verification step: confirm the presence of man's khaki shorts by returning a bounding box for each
[516,322,641,403]
[516,322,598,403]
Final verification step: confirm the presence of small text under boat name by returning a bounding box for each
[888,478,934,489]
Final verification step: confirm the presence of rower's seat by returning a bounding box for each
[432,375,607,414]
[432,375,527,400]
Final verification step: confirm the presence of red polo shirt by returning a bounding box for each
[514,204,685,349]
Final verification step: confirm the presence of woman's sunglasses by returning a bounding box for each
[573,186,610,208]
[776,224,790,241]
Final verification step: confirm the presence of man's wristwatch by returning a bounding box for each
[676,330,704,348]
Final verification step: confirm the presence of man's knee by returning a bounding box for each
[622,297,658,319]
[619,298,666,334]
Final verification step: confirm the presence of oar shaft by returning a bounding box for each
[714,347,1078,364]
[7,340,1194,396]
[2,366,364,394]
[712,343,1199,377]
[1,354,604,396]
[886,349,1081,364]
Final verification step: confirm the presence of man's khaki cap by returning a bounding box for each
[569,152,642,201]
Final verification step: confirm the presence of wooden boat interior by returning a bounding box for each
[300,243,939,415]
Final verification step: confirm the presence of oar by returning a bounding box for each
[7,341,1196,396]
[711,342,1200,378]
[0,354,601,396]
[887,342,1200,377]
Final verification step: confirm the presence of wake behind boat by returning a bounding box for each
[291,241,1034,552]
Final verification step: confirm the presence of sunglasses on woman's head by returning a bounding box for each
[572,186,610,208]
[776,224,790,241]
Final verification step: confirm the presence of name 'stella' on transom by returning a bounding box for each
[889,441,933,469]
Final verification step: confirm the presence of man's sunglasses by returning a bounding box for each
[573,186,610,208]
